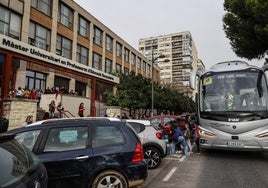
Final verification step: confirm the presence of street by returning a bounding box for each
[140,149,268,188]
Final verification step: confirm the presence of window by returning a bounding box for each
[31,0,52,16]
[124,67,129,75]
[29,22,51,51]
[93,126,125,148]
[0,6,22,39]
[76,44,88,65]
[116,63,121,74]
[78,16,89,38]
[44,127,88,152]
[137,59,141,69]
[116,42,122,57]
[93,26,102,46]
[25,70,46,91]
[75,81,86,97]
[93,52,102,70]
[142,61,146,72]
[54,76,69,92]
[56,34,72,58]
[124,48,129,62]
[105,58,112,73]
[58,3,73,29]
[130,53,136,65]
[105,35,113,52]
[15,130,41,151]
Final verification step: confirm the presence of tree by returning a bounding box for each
[223,0,268,59]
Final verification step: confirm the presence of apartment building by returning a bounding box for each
[139,31,205,97]
[0,0,158,117]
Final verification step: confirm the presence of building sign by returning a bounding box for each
[0,34,119,84]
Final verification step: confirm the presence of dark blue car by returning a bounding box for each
[7,118,147,188]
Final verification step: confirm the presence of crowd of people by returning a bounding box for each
[8,86,81,99]
[169,115,200,157]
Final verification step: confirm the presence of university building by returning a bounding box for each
[0,0,158,127]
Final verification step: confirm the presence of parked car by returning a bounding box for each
[7,118,148,188]
[149,115,186,140]
[0,134,47,188]
[124,119,167,169]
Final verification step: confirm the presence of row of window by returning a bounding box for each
[0,1,152,75]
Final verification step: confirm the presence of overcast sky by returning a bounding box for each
[75,0,264,69]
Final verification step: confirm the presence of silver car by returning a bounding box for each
[124,119,167,169]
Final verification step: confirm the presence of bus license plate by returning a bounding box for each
[227,141,244,147]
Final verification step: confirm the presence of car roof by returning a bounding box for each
[0,134,15,141]
[26,117,121,127]
[124,119,151,126]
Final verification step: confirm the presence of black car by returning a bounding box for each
[0,134,47,188]
[7,118,148,188]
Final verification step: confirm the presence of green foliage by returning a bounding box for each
[105,72,196,115]
[223,0,268,59]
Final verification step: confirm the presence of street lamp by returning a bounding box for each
[151,49,166,117]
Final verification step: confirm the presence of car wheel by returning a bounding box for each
[144,147,161,169]
[91,170,128,188]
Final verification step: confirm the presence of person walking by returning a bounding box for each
[78,103,85,117]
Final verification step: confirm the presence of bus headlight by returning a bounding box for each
[199,126,216,138]
[255,130,268,139]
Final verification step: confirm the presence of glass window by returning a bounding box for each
[105,35,113,52]
[56,34,72,58]
[58,3,73,29]
[76,44,88,65]
[31,0,52,16]
[29,22,51,51]
[93,126,125,148]
[116,42,122,57]
[75,81,86,97]
[136,58,141,68]
[54,76,69,92]
[93,26,102,46]
[25,70,46,91]
[124,48,129,62]
[44,126,88,152]
[15,130,41,151]
[105,58,112,74]
[130,53,136,66]
[124,67,129,75]
[0,6,22,39]
[93,52,102,71]
[142,61,146,72]
[78,16,89,38]
[116,63,121,74]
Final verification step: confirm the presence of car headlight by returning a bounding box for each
[199,126,216,138]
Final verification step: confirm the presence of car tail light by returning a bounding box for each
[155,131,164,139]
[132,142,143,162]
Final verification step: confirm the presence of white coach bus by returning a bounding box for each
[190,60,268,151]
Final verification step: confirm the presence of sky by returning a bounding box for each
[74,0,265,69]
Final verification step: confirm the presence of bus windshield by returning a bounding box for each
[200,70,268,113]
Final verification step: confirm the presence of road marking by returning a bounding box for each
[163,167,177,182]
[179,155,186,162]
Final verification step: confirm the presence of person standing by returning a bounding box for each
[78,103,85,117]
[48,100,56,118]
[194,124,201,154]
[57,102,64,118]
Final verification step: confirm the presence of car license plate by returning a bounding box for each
[227,141,244,147]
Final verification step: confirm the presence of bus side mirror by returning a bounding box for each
[189,72,197,90]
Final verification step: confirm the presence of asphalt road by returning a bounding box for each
[139,149,268,188]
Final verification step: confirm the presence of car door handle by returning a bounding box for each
[75,155,89,160]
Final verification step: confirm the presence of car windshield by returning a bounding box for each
[200,70,268,112]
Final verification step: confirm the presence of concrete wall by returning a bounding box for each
[3,98,38,130]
